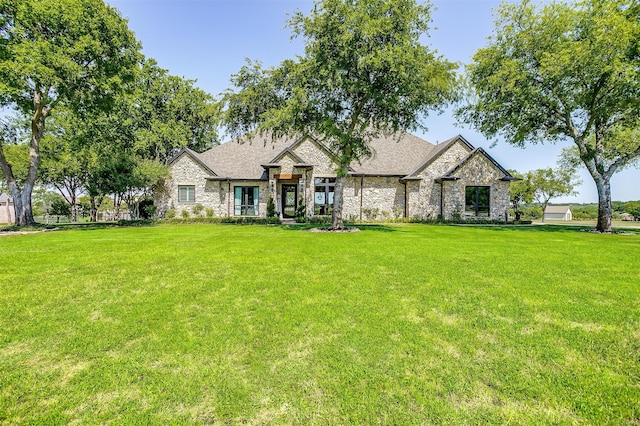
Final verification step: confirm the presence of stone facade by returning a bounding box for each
[160,134,516,221]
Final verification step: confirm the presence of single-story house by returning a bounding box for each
[0,193,14,224]
[544,205,573,221]
[157,132,518,221]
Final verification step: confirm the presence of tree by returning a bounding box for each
[508,170,533,221]
[134,59,219,163]
[222,0,458,229]
[39,110,87,222]
[623,201,640,219]
[458,0,640,232]
[526,167,580,222]
[0,0,140,225]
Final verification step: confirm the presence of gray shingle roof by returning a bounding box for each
[171,132,507,180]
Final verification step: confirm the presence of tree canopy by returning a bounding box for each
[222,0,458,228]
[458,0,640,232]
[0,0,141,225]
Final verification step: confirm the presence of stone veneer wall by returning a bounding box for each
[165,154,270,217]
[341,176,405,220]
[441,154,510,220]
[407,141,470,219]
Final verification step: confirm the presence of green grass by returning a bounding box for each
[1,224,639,424]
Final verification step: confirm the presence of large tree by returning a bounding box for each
[222,0,458,229]
[39,60,217,221]
[135,59,219,163]
[0,0,140,225]
[458,0,640,233]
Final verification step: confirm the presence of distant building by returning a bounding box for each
[0,193,15,224]
[620,212,635,221]
[544,205,573,221]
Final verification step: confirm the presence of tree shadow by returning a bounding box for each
[282,223,397,232]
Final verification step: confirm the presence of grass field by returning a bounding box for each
[1,223,639,424]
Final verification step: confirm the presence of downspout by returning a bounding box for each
[404,180,408,219]
[440,181,444,219]
[227,178,231,217]
[359,174,364,221]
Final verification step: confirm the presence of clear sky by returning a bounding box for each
[107,0,639,203]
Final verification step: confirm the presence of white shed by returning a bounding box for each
[544,205,573,221]
[0,193,15,224]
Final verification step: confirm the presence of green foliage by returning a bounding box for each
[180,209,190,219]
[1,224,638,423]
[191,203,205,217]
[266,196,276,218]
[222,0,458,228]
[49,195,70,217]
[459,0,640,232]
[164,208,176,219]
[205,208,215,218]
[0,0,141,225]
[132,59,219,163]
[622,201,640,218]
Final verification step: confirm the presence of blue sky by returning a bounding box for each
[107,0,639,203]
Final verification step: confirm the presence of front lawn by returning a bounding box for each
[1,224,638,424]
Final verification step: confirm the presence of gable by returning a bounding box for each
[171,152,216,183]
[410,139,472,179]
[292,137,338,175]
[438,148,516,183]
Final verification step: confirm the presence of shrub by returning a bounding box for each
[192,203,205,217]
[266,196,276,218]
[205,208,215,217]
[165,209,176,219]
[181,209,190,219]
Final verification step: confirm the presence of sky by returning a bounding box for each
[107,0,639,203]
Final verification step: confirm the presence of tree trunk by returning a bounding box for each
[0,147,36,226]
[90,196,98,222]
[69,192,78,223]
[331,175,346,229]
[594,175,613,233]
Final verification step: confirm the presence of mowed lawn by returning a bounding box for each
[1,224,638,425]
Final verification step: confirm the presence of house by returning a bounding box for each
[157,133,518,221]
[0,193,14,224]
[544,205,573,221]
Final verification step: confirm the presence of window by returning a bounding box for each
[178,185,195,203]
[314,178,335,216]
[465,186,490,217]
[234,186,259,216]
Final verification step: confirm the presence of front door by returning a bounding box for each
[282,184,298,218]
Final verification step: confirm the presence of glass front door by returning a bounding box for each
[281,184,298,218]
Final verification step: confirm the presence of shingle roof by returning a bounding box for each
[174,132,509,180]
[347,132,437,175]
[196,133,301,180]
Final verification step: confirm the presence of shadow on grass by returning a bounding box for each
[0,219,155,234]
[281,223,397,232]
[456,223,639,235]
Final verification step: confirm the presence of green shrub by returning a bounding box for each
[165,209,176,219]
[205,208,215,217]
[267,196,276,218]
[192,203,205,217]
[181,209,190,219]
